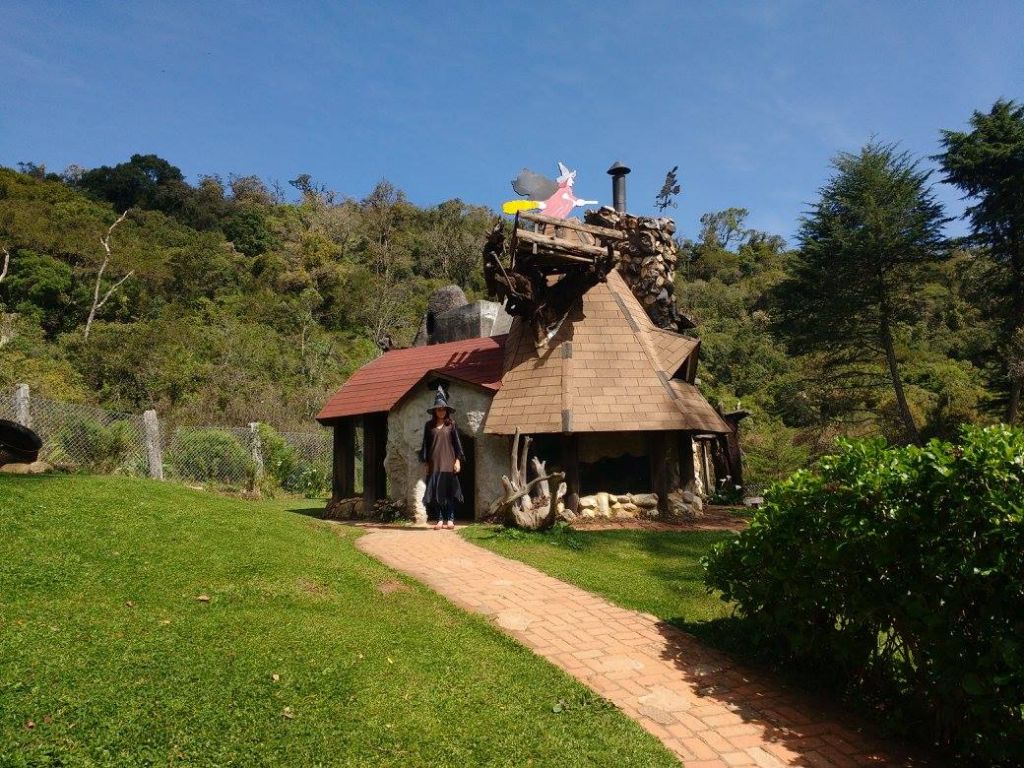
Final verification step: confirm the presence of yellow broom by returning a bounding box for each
[501,199,543,215]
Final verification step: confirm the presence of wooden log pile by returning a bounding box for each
[584,208,693,332]
[483,213,619,350]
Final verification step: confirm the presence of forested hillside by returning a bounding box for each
[0,157,493,429]
[1,99,1020,484]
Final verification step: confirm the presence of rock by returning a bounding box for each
[682,491,696,503]
[0,461,52,475]
[579,506,596,519]
[609,502,625,516]
[556,501,565,514]
[595,492,611,517]
[616,494,631,504]
[620,502,640,517]
[632,493,659,508]
[668,489,704,519]
[578,495,597,509]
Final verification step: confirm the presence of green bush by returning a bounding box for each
[167,429,255,487]
[703,425,1024,764]
[57,417,136,474]
[255,424,329,497]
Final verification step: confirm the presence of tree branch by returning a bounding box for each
[0,247,9,284]
[85,211,130,340]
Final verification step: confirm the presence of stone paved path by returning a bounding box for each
[356,527,929,768]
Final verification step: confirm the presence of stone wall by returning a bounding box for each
[575,489,703,520]
[584,207,687,332]
[385,379,507,524]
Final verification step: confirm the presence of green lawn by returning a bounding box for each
[0,475,677,767]
[460,525,735,629]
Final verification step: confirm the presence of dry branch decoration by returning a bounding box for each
[84,210,134,341]
[488,428,566,530]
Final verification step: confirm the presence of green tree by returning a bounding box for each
[77,154,190,215]
[937,99,1024,423]
[773,143,948,445]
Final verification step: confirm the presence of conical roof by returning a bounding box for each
[483,270,730,435]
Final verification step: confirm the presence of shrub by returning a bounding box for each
[167,429,255,487]
[255,424,329,497]
[703,425,1024,764]
[57,417,136,474]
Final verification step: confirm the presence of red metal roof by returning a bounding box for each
[316,335,507,423]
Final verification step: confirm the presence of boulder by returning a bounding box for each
[0,461,52,475]
[632,493,659,509]
[595,492,611,517]
[667,489,704,519]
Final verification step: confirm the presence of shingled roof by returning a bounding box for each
[316,335,506,423]
[483,270,730,435]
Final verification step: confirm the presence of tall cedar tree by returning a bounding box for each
[937,99,1024,423]
[773,143,947,444]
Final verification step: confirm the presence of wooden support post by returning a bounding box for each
[249,422,264,483]
[13,383,30,428]
[649,431,670,515]
[332,418,356,501]
[362,412,388,508]
[560,433,580,513]
[725,430,744,489]
[677,432,696,490]
[143,409,163,480]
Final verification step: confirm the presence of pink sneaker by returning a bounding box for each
[445,521,456,530]
[433,521,443,530]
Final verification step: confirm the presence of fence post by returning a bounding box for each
[143,409,163,480]
[249,422,264,482]
[13,383,30,428]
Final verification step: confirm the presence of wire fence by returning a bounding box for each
[1,385,331,496]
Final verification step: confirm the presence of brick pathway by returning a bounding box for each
[356,527,929,767]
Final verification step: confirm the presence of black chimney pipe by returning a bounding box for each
[607,161,631,213]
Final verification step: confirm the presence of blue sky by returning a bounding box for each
[2,1,1022,241]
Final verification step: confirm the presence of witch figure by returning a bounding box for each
[420,386,466,530]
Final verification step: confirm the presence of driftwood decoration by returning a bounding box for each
[488,429,566,530]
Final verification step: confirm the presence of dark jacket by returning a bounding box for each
[419,420,466,468]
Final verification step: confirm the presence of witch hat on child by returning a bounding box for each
[428,385,455,414]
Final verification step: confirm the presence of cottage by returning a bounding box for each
[316,167,743,524]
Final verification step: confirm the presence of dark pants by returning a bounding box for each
[435,498,455,524]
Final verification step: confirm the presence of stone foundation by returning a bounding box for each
[324,496,366,519]
[573,488,704,520]
[576,492,660,520]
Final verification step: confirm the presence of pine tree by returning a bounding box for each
[773,142,948,444]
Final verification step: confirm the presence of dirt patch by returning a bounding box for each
[572,506,750,533]
[377,579,409,595]
[297,578,330,596]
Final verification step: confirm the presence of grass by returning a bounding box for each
[0,475,677,767]
[460,524,736,630]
